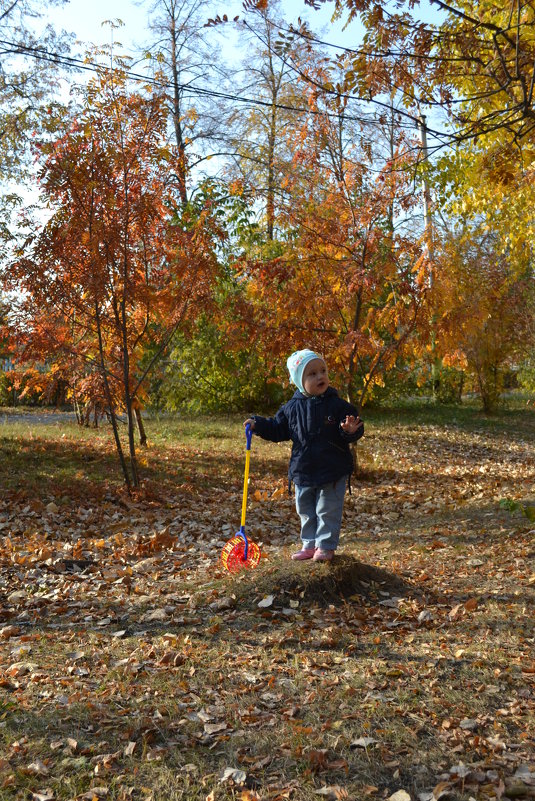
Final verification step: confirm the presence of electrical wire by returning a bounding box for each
[0,3,525,163]
[0,35,453,154]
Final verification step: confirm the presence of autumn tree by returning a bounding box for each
[321,0,535,260]
[143,0,231,206]
[324,0,535,142]
[4,65,222,490]
[0,0,71,181]
[233,58,430,406]
[435,222,535,412]
[222,0,313,241]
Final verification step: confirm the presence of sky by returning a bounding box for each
[45,0,361,58]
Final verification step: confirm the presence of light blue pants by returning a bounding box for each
[295,476,348,551]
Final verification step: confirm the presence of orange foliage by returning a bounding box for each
[4,68,222,485]
[435,227,534,410]
[230,67,431,405]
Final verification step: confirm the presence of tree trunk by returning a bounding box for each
[95,302,132,491]
[135,406,147,446]
[170,11,188,207]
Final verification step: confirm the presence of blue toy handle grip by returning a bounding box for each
[245,422,253,450]
[238,527,249,560]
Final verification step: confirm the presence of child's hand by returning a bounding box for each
[244,418,256,430]
[341,415,360,434]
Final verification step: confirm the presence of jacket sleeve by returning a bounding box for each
[252,406,291,442]
[338,401,364,443]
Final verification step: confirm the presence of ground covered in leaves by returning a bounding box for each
[0,403,534,801]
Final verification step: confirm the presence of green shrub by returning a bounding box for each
[149,321,286,414]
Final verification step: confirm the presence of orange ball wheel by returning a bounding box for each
[221,532,261,573]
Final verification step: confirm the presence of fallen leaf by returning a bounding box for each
[204,722,228,735]
[75,788,108,801]
[350,737,379,749]
[315,786,349,799]
[258,595,274,608]
[124,741,136,757]
[0,625,21,639]
[432,782,452,800]
[240,791,261,801]
[417,610,433,623]
[307,749,329,770]
[31,792,55,801]
[220,767,247,784]
[24,760,49,776]
[448,604,463,621]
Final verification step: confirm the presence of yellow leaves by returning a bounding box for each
[229,178,245,196]
[253,484,286,502]
[93,539,107,550]
[363,372,385,390]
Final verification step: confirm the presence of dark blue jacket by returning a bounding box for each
[252,387,364,487]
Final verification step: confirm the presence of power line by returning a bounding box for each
[0,36,451,148]
[2,28,516,160]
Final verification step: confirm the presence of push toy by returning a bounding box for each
[221,423,261,572]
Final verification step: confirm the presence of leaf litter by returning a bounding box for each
[0,409,534,800]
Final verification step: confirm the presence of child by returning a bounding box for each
[245,349,364,562]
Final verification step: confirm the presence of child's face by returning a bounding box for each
[302,358,329,396]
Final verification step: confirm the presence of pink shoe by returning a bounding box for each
[291,548,316,561]
[313,549,335,562]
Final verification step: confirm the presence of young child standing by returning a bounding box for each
[244,349,364,562]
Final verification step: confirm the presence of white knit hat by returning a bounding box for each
[286,349,324,394]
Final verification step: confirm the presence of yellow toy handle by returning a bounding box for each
[241,447,250,529]
[240,423,253,529]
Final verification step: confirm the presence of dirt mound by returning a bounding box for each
[275,553,409,605]
[230,553,410,607]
